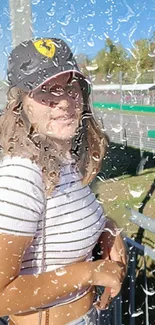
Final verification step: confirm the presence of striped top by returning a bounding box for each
[0,156,106,309]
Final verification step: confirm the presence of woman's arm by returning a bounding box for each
[98,217,128,267]
[0,233,124,317]
[95,217,128,309]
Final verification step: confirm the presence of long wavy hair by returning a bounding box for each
[0,86,109,197]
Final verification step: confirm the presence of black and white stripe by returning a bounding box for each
[0,156,45,235]
[0,156,106,308]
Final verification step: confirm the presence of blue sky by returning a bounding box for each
[0,0,155,79]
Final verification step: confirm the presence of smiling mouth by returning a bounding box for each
[46,116,74,132]
[51,114,75,121]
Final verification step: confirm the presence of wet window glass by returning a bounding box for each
[0,1,155,325]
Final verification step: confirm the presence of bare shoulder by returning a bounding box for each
[0,233,33,291]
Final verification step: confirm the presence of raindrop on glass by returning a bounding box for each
[57,14,72,26]
[47,7,55,17]
[0,25,3,38]
[92,152,100,161]
[7,22,14,31]
[87,35,95,47]
[55,268,67,276]
[32,0,40,5]
[16,6,24,13]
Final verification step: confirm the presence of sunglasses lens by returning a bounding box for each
[28,74,89,105]
[29,89,49,105]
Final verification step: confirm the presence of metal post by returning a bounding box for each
[119,71,123,144]
[144,257,149,325]
[86,65,98,122]
[129,248,136,325]
[9,0,32,48]
[113,294,122,325]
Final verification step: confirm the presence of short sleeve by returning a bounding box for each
[0,156,45,236]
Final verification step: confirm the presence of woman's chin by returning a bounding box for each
[45,121,77,140]
[46,126,77,140]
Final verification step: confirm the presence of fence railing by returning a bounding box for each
[100,210,155,325]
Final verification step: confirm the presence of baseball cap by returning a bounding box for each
[7,38,91,97]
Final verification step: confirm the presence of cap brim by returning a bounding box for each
[33,70,90,92]
[14,65,91,93]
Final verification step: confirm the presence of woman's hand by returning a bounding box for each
[90,259,125,309]
[91,259,125,290]
[95,218,128,309]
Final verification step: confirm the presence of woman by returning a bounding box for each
[0,38,127,325]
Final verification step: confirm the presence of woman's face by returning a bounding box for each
[22,72,83,141]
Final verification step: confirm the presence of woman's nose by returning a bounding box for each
[56,99,72,110]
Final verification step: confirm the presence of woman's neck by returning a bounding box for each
[47,137,73,162]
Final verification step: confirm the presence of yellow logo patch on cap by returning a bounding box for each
[33,39,56,58]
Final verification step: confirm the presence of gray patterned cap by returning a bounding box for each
[7,38,90,95]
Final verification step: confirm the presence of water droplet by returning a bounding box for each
[3,7,10,18]
[49,171,57,178]
[69,4,75,14]
[128,185,144,198]
[87,11,95,17]
[104,227,123,237]
[60,28,72,43]
[73,17,79,23]
[0,25,3,38]
[49,154,56,161]
[35,141,41,149]
[90,0,96,3]
[16,6,24,13]
[27,105,33,116]
[108,196,118,202]
[8,136,18,143]
[53,56,59,67]
[51,279,58,284]
[131,310,144,318]
[98,35,104,41]
[86,63,98,71]
[8,146,14,153]
[118,3,134,22]
[148,52,155,58]
[32,0,40,5]
[57,14,72,26]
[32,12,37,23]
[13,106,21,115]
[110,124,123,133]
[87,23,94,31]
[92,167,98,175]
[87,35,95,47]
[92,152,100,161]
[104,32,109,39]
[42,166,47,173]
[47,7,55,17]
[30,155,38,162]
[34,287,41,295]
[7,22,14,31]
[141,285,155,296]
[41,99,46,105]
[55,268,67,276]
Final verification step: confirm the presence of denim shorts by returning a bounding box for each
[66,307,100,325]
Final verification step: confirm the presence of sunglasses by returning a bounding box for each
[29,73,90,107]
